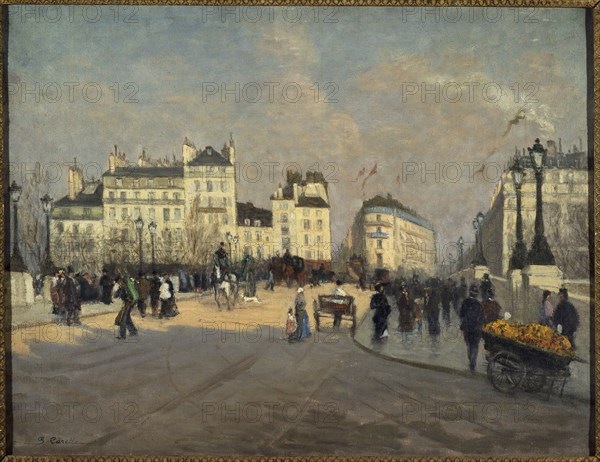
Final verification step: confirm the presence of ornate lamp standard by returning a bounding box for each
[457,235,464,270]
[40,194,56,275]
[225,231,233,259]
[148,220,157,272]
[527,138,555,265]
[472,212,487,265]
[135,216,144,273]
[233,235,239,263]
[9,181,27,272]
[509,158,528,270]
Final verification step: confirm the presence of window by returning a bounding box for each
[207,197,212,207]
[304,234,309,245]
[109,192,115,200]
[174,229,182,241]
[174,193,180,201]
[149,208,155,219]
[134,192,141,199]
[162,192,168,200]
[163,208,170,221]
[132,207,140,218]
[281,226,289,235]
[303,219,310,230]
[281,202,288,210]
[377,239,383,249]
[57,223,64,233]
[303,208,309,217]
[116,178,123,187]
[316,235,322,243]
[168,178,174,186]
[377,254,383,266]
[120,192,126,200]
[222,214,228,225]
[316,219,323,231]
[254,220,261,227]
[174,208,181,220]
[83,208,92,218]
[377,227,382,233]
[244,218,251,226]
[305,250,312,259]
[86,224,93,234]
[195,180,201,192]
[222,197,227,207]
[148,178,154,187]
[207,181,213,192]
[245,230,251,241]
[281,213,288,223]
[256,231,262,241]
[376,214,381,221]
[109,208,116,219]
[282,237,290,247]
[149,192,156,201]
[133,178,140,187]
[316,210,322,217]
[121,208,129,219]
[221,181,227,192]
[121,229,129,241]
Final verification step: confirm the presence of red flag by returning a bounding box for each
[361,162,378,191]
[355,167,366,181]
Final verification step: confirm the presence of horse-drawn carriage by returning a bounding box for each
[313,294,357,336]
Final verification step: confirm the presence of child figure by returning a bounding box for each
[286,308,298,337]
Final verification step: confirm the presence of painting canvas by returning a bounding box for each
[5,5,595,457]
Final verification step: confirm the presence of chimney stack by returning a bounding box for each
[68,163,84,200]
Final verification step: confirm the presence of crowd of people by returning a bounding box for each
[365,272,581,372]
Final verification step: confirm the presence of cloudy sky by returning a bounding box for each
[8,6,588,256]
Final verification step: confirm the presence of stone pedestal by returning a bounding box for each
[10,271,35,307]
[473,265,490,280]
[508,269,524,321]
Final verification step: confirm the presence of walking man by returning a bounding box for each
[114,275,139,340]
[149,271,161,317]
[370,282,391,343]
[553,288,580,349]
[459,283,484,372]
[137,272,150,318]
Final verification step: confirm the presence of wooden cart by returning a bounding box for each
[313,295,357,336]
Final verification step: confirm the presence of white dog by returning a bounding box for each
[243,296,261,304]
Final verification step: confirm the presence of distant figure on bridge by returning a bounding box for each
[459,283,484,372]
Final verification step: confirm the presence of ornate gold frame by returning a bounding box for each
[0,1,597,460]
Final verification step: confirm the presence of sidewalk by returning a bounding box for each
[354,303,590,403]
[9,292,201,329]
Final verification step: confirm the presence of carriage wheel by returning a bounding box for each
[521,367,546,393]
[487,351,526,393]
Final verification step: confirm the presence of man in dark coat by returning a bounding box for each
[440,279,452,326]
[480,273,493,301]
[370,282,391,342]
[63,267,81,326]
[424,286,441,342]
[397,283,414,332]
[149,271,161,317]
[553,288,580,349]
[459,283,484,371]
[99,269,113,305]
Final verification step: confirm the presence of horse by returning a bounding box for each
[211,265,239,311]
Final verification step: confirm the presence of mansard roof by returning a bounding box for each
[55,183,104,208]
[103,166,184,178]
[187,146,232,167]
[236,202,273,227]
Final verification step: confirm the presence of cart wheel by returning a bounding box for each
[314,312,320,332]
[487,351,526,393]
[521,367,546,393]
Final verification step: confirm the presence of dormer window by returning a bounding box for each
[168,178,174,186]
[254,220,261,227]
[244,218,251,226]
[116,178,123,187]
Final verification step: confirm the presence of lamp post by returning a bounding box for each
[225,231,233,260]
[9,181,27,272]
[40,193,56,275]
[527,138,555,265]
[457,235,464,270]
[472,212,487,265]
[509,158,528,270]
[148,220,157,272]
[135,216,144,273]
[233,235,239,263]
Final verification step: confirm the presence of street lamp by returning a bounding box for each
[472,212,487,265]
[457,235,464,270]
[233,235,239,263]
[9,181,27,272]
[509,157,528,270]
[135,216,144,273]
[225,231,233,260]
[40,193,56,275]
[148,220,157,272]
[527,138,556,265]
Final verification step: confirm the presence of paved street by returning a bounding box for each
[11,284,591,456]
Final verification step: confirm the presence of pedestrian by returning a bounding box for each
[289,287,307,343]
[539,290,554,327]
[99,268,113,305]
[149,271,161,317]
[137,272,150,318]
[459,283,484,372]
[480,273,493,301]
[331,279,347,330]
[397,283,414,332]
[159,273,177,319]
[482,288,502,325]
[441,278,452,326]
[114,275,139,340]
[266,269,275,291]
[553,288,580,349]
[63,266,81,326]
[370,282,391,343]
[424,286,441,343]
[455,277,468,314]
